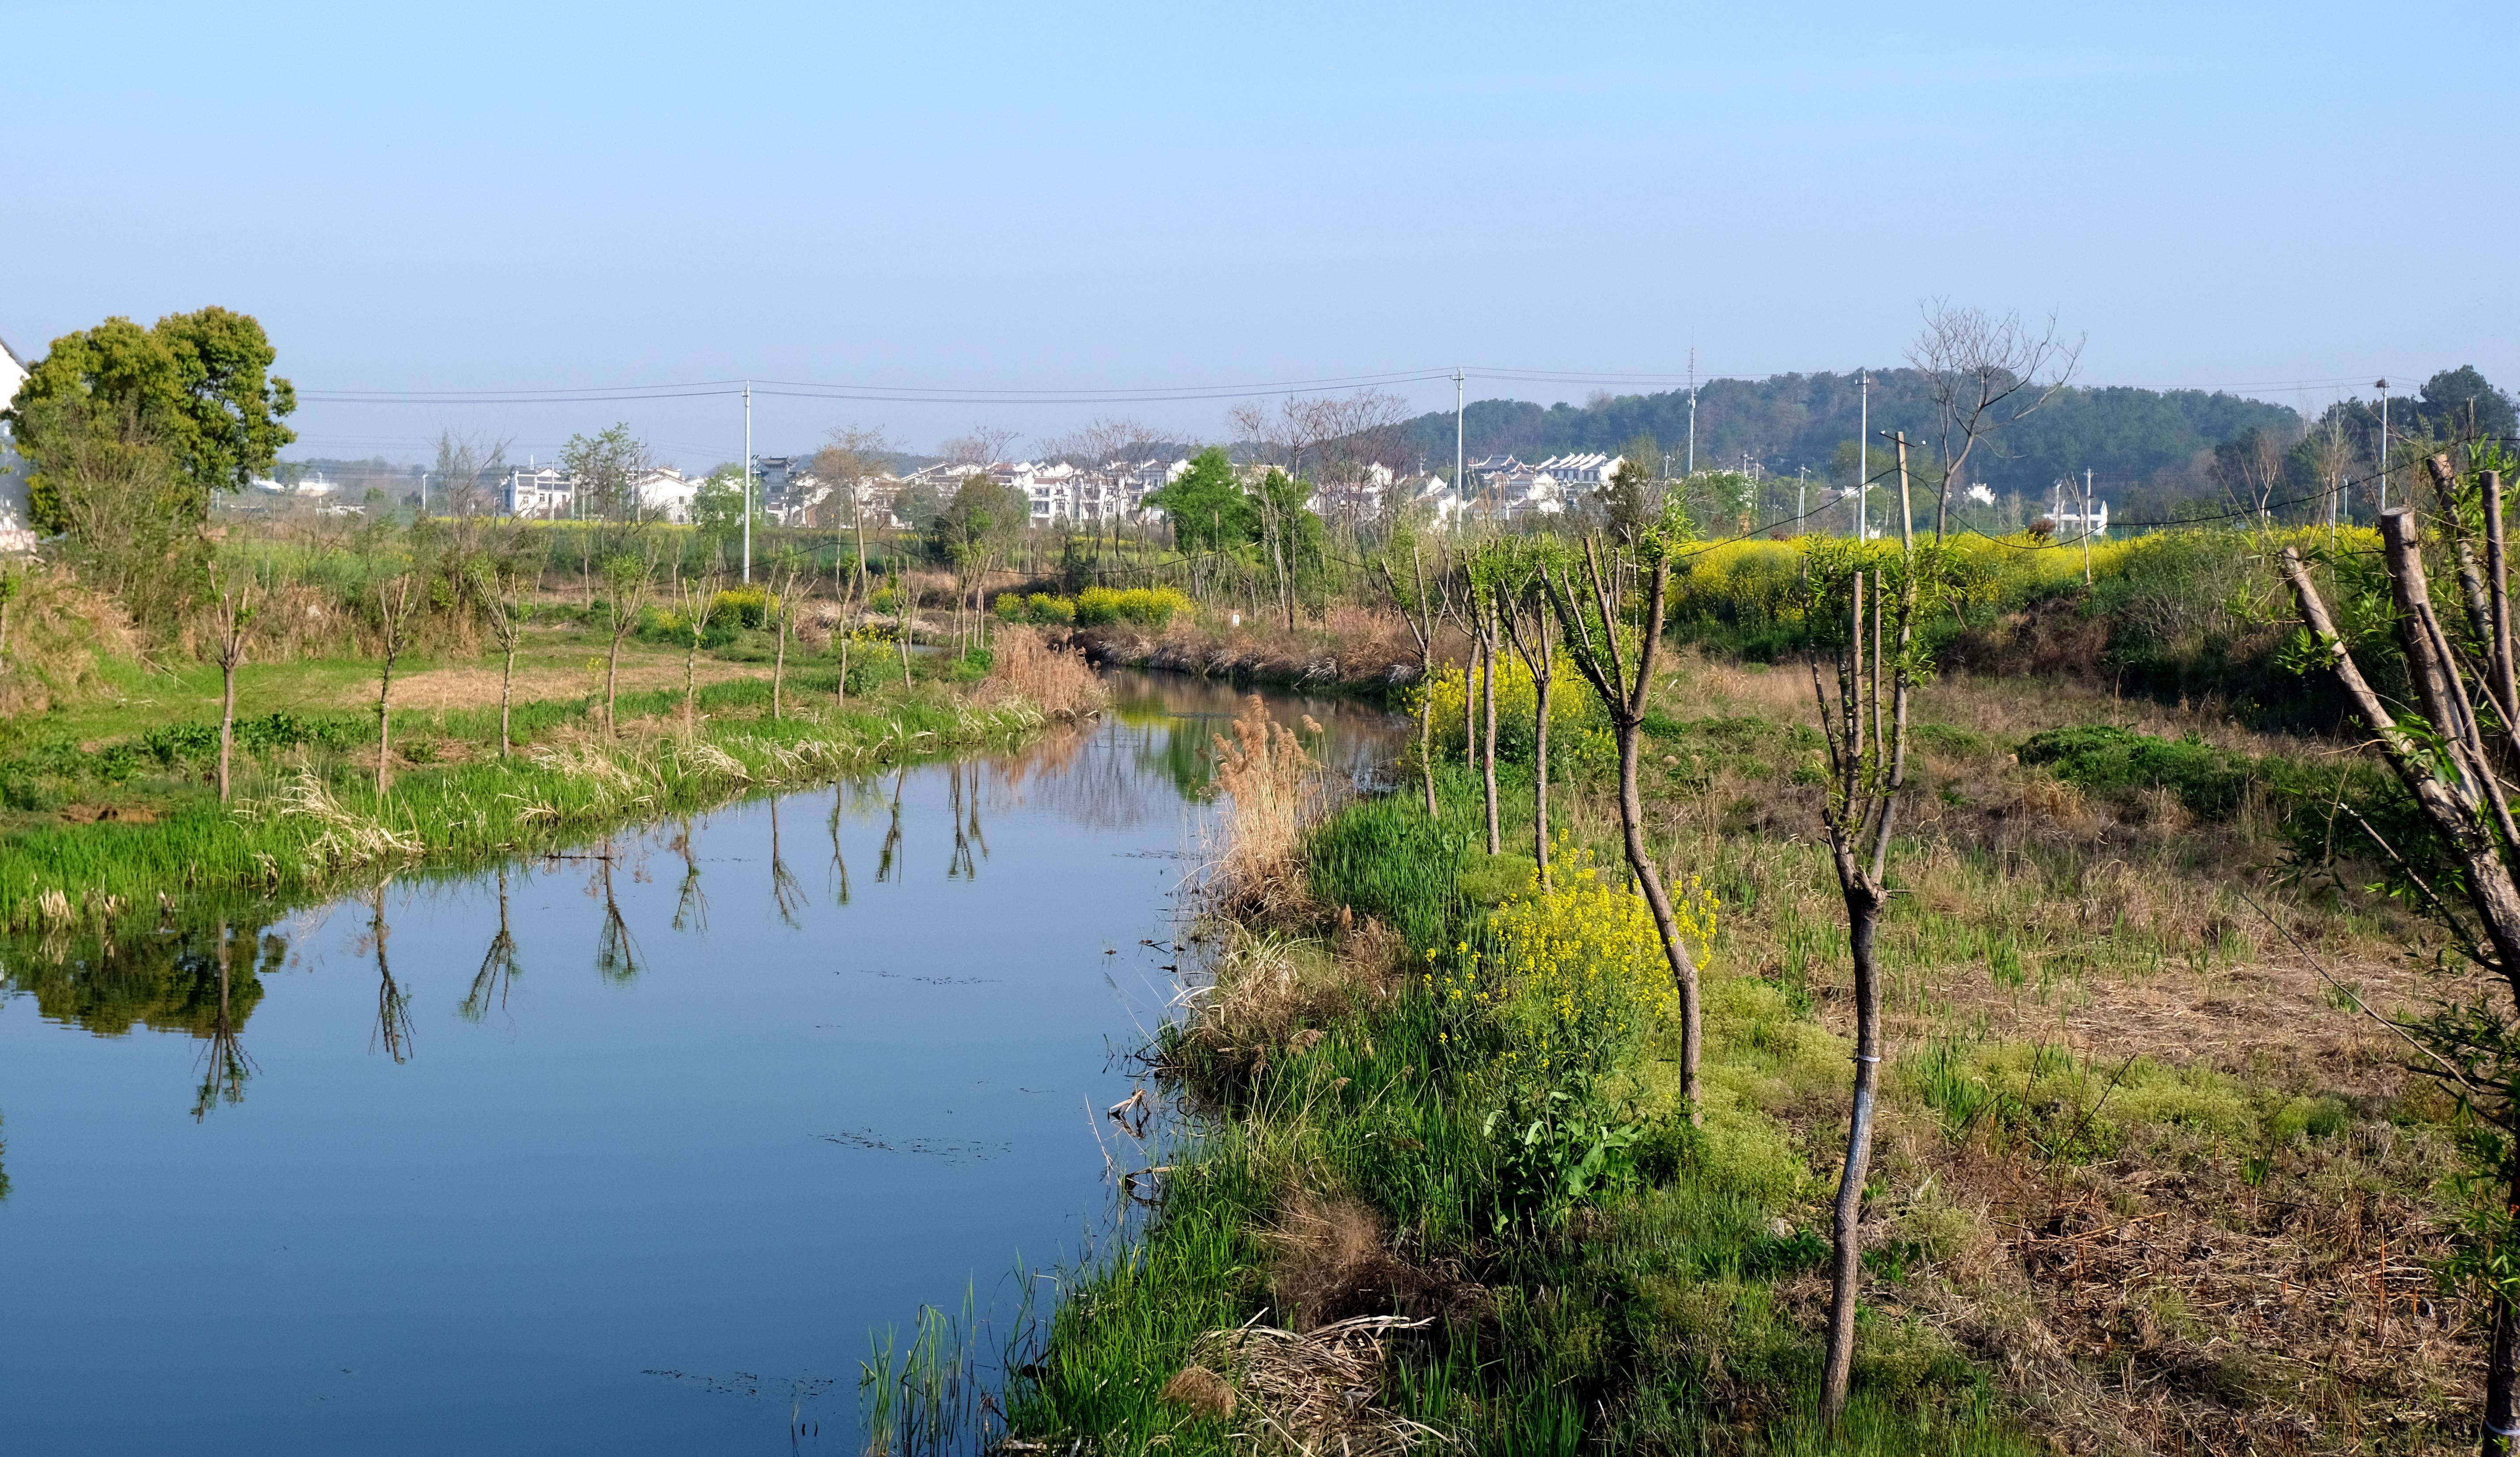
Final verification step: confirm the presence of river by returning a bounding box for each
[0,672,1405,1455]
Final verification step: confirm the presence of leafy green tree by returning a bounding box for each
[3,307,296,534]
[929,473,1030,648]
[690,466,751,536]
[2417,365,2517,441]
[1146,447,1254,553]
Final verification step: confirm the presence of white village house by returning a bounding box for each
[0,334,38,551]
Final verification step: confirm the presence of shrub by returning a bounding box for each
[1073,585,1190,628]
[711,586,773,629]
[1025,592,1074,625]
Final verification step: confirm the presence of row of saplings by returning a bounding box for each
[1366,444,2520,1443]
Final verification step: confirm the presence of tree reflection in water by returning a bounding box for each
[191,920,257,1120]
[876,769,906,883]
[460,869,524,1022]
[769,799,806,925]
[826,785,853,906]
[670,818,709,933]
[592,844,643,983]
[946,762,977,880]
[366,883,414,1064]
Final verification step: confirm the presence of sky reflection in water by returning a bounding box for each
[0,673,1403,1455]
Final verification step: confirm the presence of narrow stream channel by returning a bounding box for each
[0,672,1406,1454]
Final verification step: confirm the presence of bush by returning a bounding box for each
[711,586,772,629]
[1074,585,1190,628]
[2018,724,2251,818]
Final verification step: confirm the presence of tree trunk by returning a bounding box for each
[1821,889,1885,1424]
[1615,718,1701,1116]
[499,644,515,758]
[1481,613,1500,856]
[375,658,396,796]
[772,609,787,721]
[837,638,850,708]
[605,631,625,738]
[683,637,699,737]
[218,660,238,803]
[1533,649,1551,885]
[1418,691,1438,817]
[2489,1229,2520,1456]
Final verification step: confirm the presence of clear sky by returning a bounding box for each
[5,2,2513,470]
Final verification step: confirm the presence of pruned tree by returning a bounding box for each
[1494,535,1570,884]
[1804,438,1927,1423]
[1907,299,2082,539]
[370,570,421,796]
[813,424,894,606]
[768,556,803,721]
[461,869,523,1021]
[206,561,259,802]
[599,547,657,737]
[2280,454,2520,1452]
[672,566,724,737]
[466,539,539,758]
[1374,528,1446,816]
[1543,506,1707,1118]
[431,429,511,519]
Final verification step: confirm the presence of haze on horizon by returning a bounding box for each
[5,1,2513,470]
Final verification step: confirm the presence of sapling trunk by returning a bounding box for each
[498,643,515,758]
[1532,626,1552,884]
[1481,606,1500,856]
[219,658,238,803]
[771,601,787,721]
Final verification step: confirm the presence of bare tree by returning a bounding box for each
[370,571,421,796]
[812,424,894,606]
[2278,459,2520,1453]
[670,565,725,737]
[467,542,538,759]
[768,557,802,721]
[1374,530,1446,817]
[1494,536,1569,885]
[600,547,657,737]
[1907,300,2081,540]
[430,429,512,519]
[1808,438,1923,1423]
[206,561,258,802]
[937,425,1018,468]
[1543,524,1706,1120]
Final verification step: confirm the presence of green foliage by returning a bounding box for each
[1145,448,1254,554]
[2018,724,2251,817]
[928,473,1030,569]
[4,307,297,533]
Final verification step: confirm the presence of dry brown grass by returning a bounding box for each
[1208,695,1326,903]
[987,625,1104,720]
[0,565,138,714]
[1627,654,2487,1453]
[1185,1315,1450,1455]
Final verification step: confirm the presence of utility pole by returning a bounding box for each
[1856,370,1870,541]
[743,380,754,584]
[1685,351,1698,475]
[2082,467,2094,585]
[1453,366,1465,530]
[2374,378,2390,517]
[1798,465,1807,535]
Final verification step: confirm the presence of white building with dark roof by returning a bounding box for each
[0,334,36,551]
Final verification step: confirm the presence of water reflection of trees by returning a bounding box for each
[947,762,982,880]
[670,818,710,933]
[592,844,644,983]
[876,770,907,883]
[826,785,853,905]
[460,868,524,1021]
[366,883,414,1063]
[191,921,257,1119]
[769,800,806,923]
[0,906,282,1039]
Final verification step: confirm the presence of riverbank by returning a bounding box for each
[0,639,1092,941]
[1004,666,2479,1454]
[1070,610,1428,701]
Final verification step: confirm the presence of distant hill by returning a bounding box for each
[1393,371,2301,499]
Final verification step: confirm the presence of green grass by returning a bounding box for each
[1003,767,2040,1454]
[0,657,1043,941]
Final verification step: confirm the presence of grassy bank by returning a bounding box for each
[0,627,1068,941]
[1003,661,2478,1454]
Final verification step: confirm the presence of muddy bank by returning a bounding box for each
[1070,619,1426,701]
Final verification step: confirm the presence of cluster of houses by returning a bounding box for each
[0,335,34,551]
[460,455,1203,528]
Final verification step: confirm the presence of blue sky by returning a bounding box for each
[5,2,2513,467]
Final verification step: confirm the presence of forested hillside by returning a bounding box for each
[1397,370,2300,497]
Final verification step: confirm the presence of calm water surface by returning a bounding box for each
[0,673,1402,1454]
